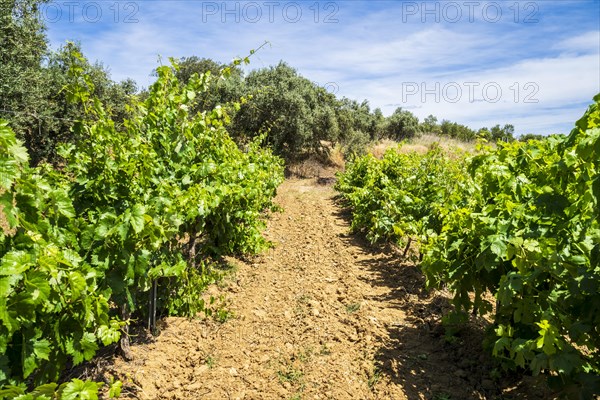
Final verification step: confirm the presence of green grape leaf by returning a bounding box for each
[108,380,122,398]
[72,333,99,365]
[60,379,102,400]
[0,385,26,398]
[0,251,31,276]
[8,143,29,165]
[490,237,507,259]
[30,383,58,398]
[130,204,145,234]
[51,189,76,219]
[551,351,581,375]
[25,271,51,306]
[96,324,120,346]
[22,337,51,378]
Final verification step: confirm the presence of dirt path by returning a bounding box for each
[98,179,548,400]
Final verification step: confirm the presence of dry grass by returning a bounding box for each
[327,144,345,169]
[287,134,479,179]
[0,188,14,236]
[286,157,327,179]
[368,134,481,159]
[369,139,402,158]
[0,209,9,235]
[285,141,346,179]
[409,133,479,153]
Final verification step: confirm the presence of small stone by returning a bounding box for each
[195,365,209,374]
[259,354,270,363]
[229,367,238,376]
[187,382,203,391]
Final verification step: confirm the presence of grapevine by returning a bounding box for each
[0,47,283,389]
[336,94,600,396]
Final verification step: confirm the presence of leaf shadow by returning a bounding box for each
[332,202,554,400]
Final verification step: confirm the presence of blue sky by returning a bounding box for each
[44,0,600,135]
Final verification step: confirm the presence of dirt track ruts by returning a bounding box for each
[97,178,550,400]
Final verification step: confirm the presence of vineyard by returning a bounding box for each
[0,49,283,398]
[0,37,599,400]
[337,94,600,398]
[1,0,599,397]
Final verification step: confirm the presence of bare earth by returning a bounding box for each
[96,178,551,400]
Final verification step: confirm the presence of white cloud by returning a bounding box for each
[553,30,600,54]
[45,1,600,135]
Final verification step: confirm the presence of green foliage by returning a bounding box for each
[172,56,244,114]
[0,377,121,399]
[339,129,371,160]
[383,108,421,140]
[336,94,600,396]
[0,47,283,390]
[0,121,122,386]
[336,99,383,158]
[420,116,514,144]
[0,0,49,163]
[335,143,470,248]
[161,58,390,163]
[439,119,477,142]
[421,114,441,135]
[519,133,546,142]
[337,99,384,140]
[423,95,600,395]
[60,48,283,315]
[231,62,341,160]
[0,2,135,165]
[32,42,137,164]
[484,123,516,143]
